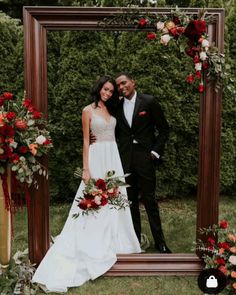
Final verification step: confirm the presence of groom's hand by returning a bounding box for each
[89,130,96,145]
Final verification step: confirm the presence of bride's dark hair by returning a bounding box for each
[90,75,119,116]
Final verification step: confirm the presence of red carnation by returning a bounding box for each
[138,18,148,27]
[96,179,106,191]
[6,112,16,121]
[147,32,156,40]
[220,219,228,229]
[15,119,27,130]
[3,92,14,100]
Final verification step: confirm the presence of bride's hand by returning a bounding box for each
[82,169,91,184]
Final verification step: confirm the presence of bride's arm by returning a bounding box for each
[82,107,91,183]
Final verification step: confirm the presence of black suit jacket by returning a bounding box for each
[115,93,169,171]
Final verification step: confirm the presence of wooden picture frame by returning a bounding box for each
[23,6,224,275]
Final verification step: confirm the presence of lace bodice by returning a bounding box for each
[90,113,116,142]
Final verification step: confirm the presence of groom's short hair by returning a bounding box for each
[115,72,134,81]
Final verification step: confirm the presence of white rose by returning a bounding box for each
[200,51,208,61]
[160,34,171,45]
[229,255,236,265]
[0,148,4,154]
[156,21,164,30]
[202,39,210,48]
[195,62,202,71]
[94,195,102,205]
[36,135,46,145]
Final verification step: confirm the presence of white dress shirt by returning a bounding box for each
[123,91,136,127]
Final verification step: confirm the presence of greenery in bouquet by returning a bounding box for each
[0,92,53,208]
[196,219,236,294]
[72,169,131,218]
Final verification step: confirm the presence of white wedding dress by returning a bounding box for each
[32,113,141,293]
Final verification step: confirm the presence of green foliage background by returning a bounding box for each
[0,0,235,202]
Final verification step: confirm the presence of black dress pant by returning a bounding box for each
[125,143,165,246]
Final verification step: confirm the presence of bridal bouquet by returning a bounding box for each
[196,219,236,294]
[72,169,130,218]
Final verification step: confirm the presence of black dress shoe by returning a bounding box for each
[155,244,172,253]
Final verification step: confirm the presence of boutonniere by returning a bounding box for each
[138,111,147,116]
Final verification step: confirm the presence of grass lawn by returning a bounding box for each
[11,195,235,294]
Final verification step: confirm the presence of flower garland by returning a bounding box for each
[101,8,224,93]
[0,92,53,213]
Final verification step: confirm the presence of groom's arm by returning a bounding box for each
[150,97,169,157]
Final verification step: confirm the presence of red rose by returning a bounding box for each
[147,32,156,40]
[28,105,36,113]
[185,47,195,57]
[6,112,16,121]
[186,74,194,84]
[202,61,209,69]
[18,146,29,154]
[138,18,148,27]
[23,99,32,108]
[195,71,201,79]
[95,179,106,191]
[176,27,185,34]
[3,92,14,100]
[0,125,15,137]
[43,139,52,145]
[216,257,225,265]
[172,16,180,25]
[0,136,5,144]
[207,237,215,245]
[193,55,200,63]
[33,111,42,119]
[220,219,228,229]
[15,119,27,130]
[101,196,108,206]
[0,96,5,106]
[220,242,230,250]
[199,83,204,93]
[78,199,90,210]
[184,19,206,42]
[11,153,20,163]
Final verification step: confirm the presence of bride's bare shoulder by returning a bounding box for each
[82,104,94,113]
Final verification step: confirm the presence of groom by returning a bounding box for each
[115,73,171,253]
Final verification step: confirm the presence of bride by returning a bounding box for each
[32,75,141,292]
